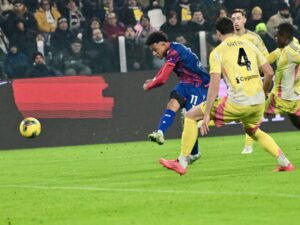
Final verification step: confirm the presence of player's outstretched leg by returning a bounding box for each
[148,109,176,145]
[250,128,295,172]
[241,133,254,154]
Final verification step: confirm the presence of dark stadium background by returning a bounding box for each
[0,72,297,150]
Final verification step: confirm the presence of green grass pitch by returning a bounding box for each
[0,131,299,225]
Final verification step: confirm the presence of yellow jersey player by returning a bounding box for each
[231,8,270,154]
[158,17,295,175]
[242,23,300,152]
[267,24,300,116]
[231,8,269,58]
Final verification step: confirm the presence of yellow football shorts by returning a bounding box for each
[199,97,265,133]
[265,93,300,116]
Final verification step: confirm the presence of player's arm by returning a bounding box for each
[261,62,274,96]
[143,62,175,91]
[201,50,221,135]
[200,73,220,135]
[267,48,280,64]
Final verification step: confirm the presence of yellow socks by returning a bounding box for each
[245,133,254,147]
[251,129,280,157]
[180,117,198,157]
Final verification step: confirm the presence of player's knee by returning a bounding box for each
[244,127,257,137]
[185,107,201,121]
[169,91,185,109]
[166,99,180,111]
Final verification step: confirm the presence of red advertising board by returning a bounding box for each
[12,76,114,118]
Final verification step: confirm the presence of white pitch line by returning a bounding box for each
[0,184,300,199]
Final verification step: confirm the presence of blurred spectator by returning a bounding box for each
[255,22,277,52]
[175,34,196,54]
[102,12,125,44]
[246,6,264,31]
[290,0,300,19]
[59,38,92,75]
[34,33,52,56]
[82,17,102,45]
[136,15,156,46]
[26,51,58,77]
[163,0,174,14]
[0,0,13,11]
[170,0,192,24]
[81,0,112,24]
[267,2,294,37]
[224,0,251,14]
[124,25,146,71]
[207,6,229,48]
[250,0,281,21]
[103,0,114,13]
[183,8,210,55]
[10,17,37,58]
[215,7,229,21]
[160,11,184,42]
[51,17,76,52]
[23,0,41,12]
[183,9,210,55]
[146,0,162,12]
[113,0,126,15]
[34,0,61,42]
[119,0,144,26]
[3,0,37,39]
[84,28,116,73]
[4,43,30,79]
[61,0,86,33]
[0,27,9,54]
[146,0,166,30]
[0,28,8,78]
[188,8,210,31]
[192,0,225,24]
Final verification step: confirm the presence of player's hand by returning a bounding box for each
[200,114,210,136]
[143,79,152,91]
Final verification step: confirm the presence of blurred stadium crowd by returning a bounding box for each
[0,0,299,79]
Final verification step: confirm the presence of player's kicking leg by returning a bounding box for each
[148,97,180,145]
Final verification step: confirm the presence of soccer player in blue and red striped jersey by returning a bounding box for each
[143,31,210,163]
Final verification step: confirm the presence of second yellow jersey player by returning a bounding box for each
[242,23,300,153]
[266,37,300,115]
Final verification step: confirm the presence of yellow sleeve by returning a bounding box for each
[256,36,269,58]
[209,49,222,74]
[254,45,267,67]
[267,48,280,64]
[293,50,300,64]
